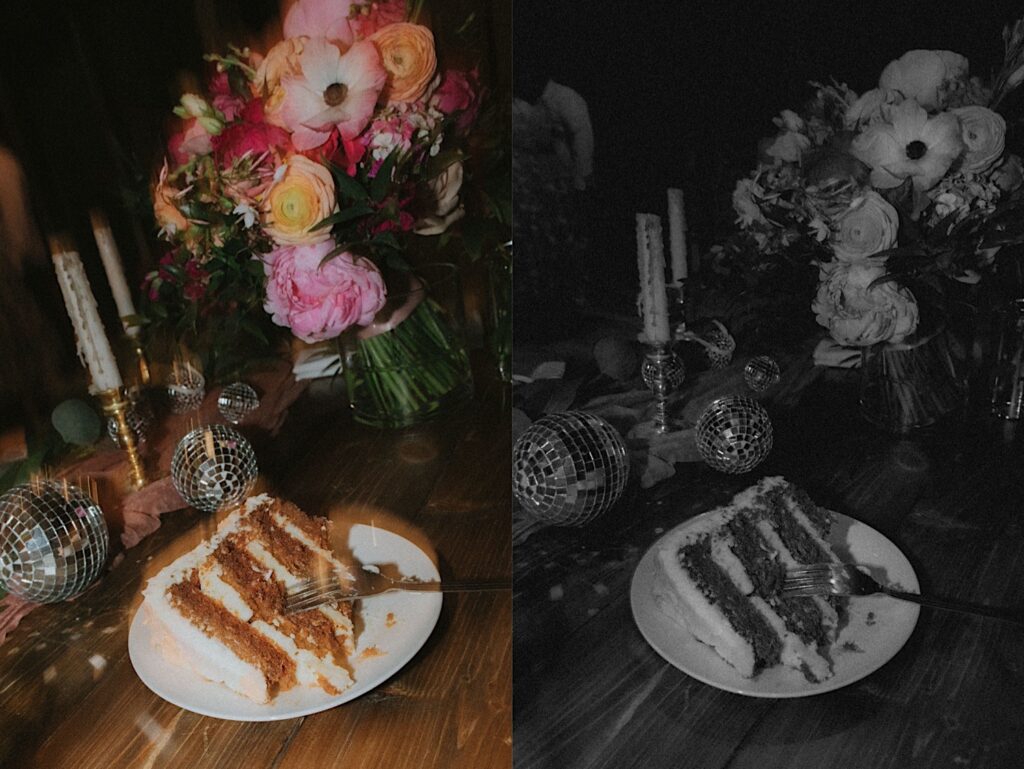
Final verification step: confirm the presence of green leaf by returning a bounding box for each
[370,151,400,203]
[330,165,370,202]
[315,204,374,228]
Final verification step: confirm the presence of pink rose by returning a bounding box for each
[168,118,213,167]
[208,71,246,122]
[262,240,387,342]
[432,68,481,134]
[349,0,407,39]
[212,99,292,166]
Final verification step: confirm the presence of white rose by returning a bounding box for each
[812,259,918,346]
[732,178,767,227]
[830,192,899,262]
[952,105,1005,173]
[414,160,465,236]
[879,50,969,111]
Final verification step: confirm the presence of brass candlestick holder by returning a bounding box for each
[641,342,686,433]
[670,281,688,339]
[130,335,151,388]
[97,387,147,491]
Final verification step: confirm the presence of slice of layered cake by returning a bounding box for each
[141,494,358,703]
[654,477,848,683]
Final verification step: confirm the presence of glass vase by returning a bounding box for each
[988,298,1024,419]
[342,264,473,428]
[486,243,513,382]
[859,323,966,434]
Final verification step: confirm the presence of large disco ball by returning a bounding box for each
[0,480,109,603]
[512,411,629,526]
[695,396,773,474]
[171,424,258,513]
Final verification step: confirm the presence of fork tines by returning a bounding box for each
[780,563,836,598]
[284,575,353,614]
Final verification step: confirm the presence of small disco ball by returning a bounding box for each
[171,424,258,513]
[167,364,206,414]
[217,382,260,424]
[696,396,773,474]
[641,351,686,393]
[106,403,150,448]
[0,480,109,603]
[704,323,736,370]
[744,355,781,393]
[512,411,629,527]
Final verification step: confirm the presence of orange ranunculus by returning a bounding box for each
[153,162,188,235]
[255,38,306,121]
[261,155,338,246]
[370,23,436,103]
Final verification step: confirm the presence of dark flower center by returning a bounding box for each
[905,140,927,161]
[324,83,348,107]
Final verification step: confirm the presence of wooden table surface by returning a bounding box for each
[513,371,1024,769]
[0,362,512,769]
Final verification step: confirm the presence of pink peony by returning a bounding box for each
[262,240,387,342]
[283,0,355,46]
[432,68,481,134]
[212,99,293,166]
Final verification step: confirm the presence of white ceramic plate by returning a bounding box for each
[129,524,442,720]
[631,512,919,698]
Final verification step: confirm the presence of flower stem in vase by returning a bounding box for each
[859,323,965,434]
[344,287,474,429]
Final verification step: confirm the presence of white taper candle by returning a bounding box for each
[636,213,671,345]
[52,248,123,392]
[667,187,687,284]
[90,210,139,338]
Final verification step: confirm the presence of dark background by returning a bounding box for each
[513,0,1024,311]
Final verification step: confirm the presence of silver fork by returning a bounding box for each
[782,563,1024,625]
[283,568,511,615]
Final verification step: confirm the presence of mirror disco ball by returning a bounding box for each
[217,382,260,424]
[512,411,629,527]
[106,402,151,448]
[0,480,109,603]
[171,424,258,513]
[167,364,206,414]
[696,396,773,474]
[744,355,781,393]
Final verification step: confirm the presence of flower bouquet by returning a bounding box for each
[142,0,496,426]
[721,16,1024,431]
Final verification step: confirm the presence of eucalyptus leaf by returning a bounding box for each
[51,399,102,446]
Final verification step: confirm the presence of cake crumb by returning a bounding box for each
[549,584,564,601]
[587,608,598,617]
[359,646,386,660]
[866,611,877,626]
[385,612,397,628]
[841,641,864,653]
[42,666,57,684]
[101,626,117,635]
[593,583,609,597]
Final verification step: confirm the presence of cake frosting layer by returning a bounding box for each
[654,477,847,683]
[141,494,357,703]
